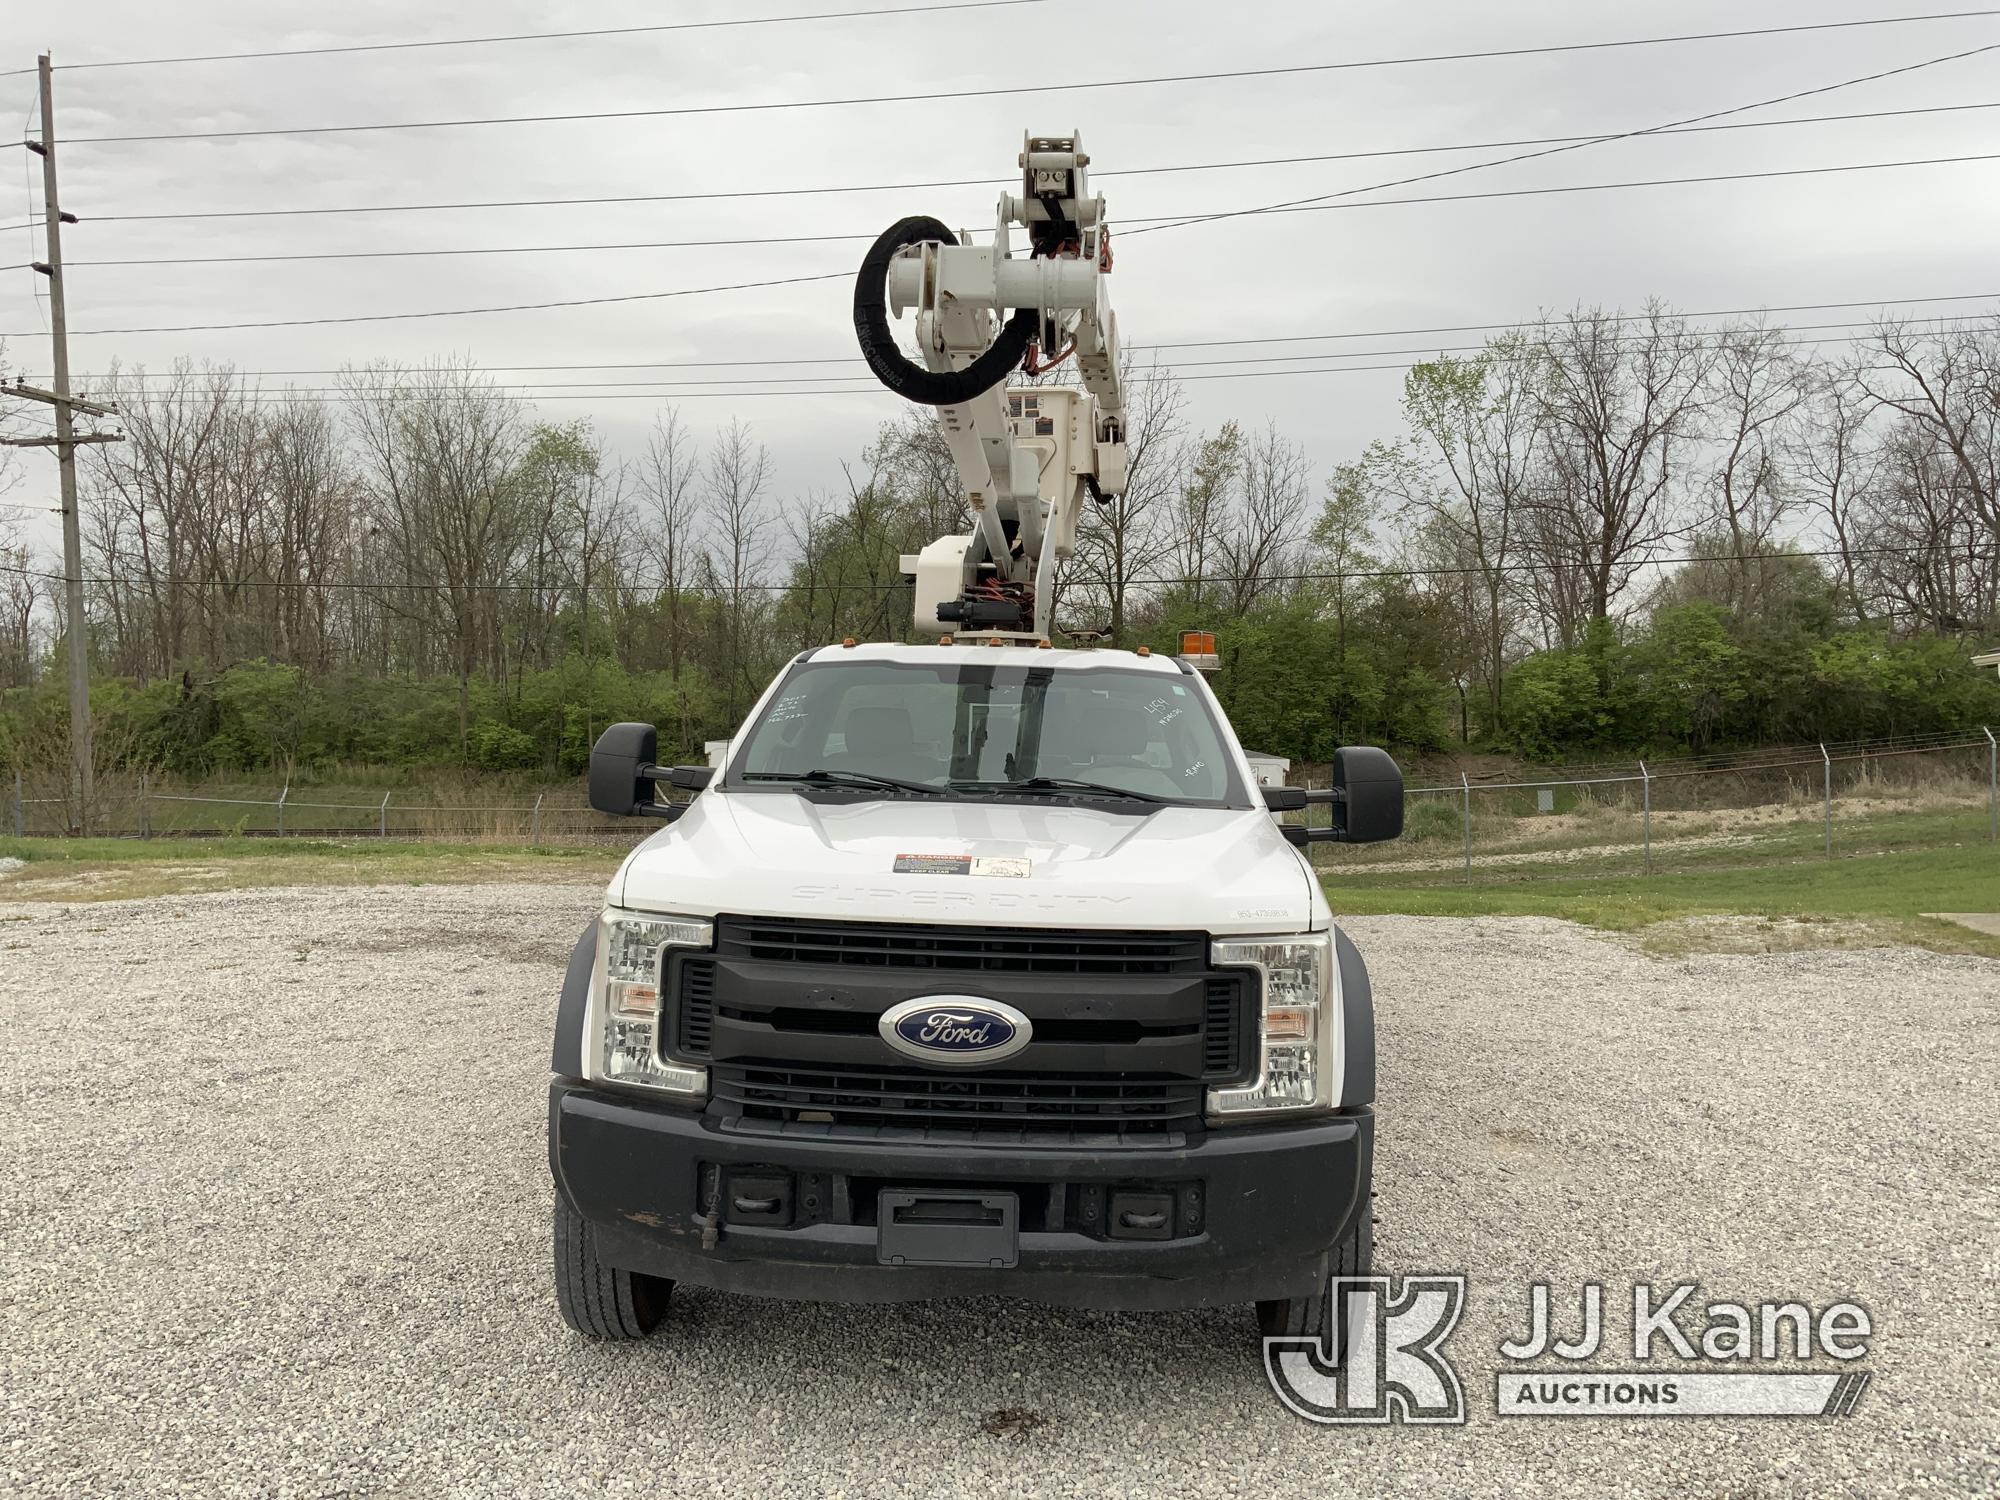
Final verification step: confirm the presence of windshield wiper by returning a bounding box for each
[955,776,1169,805]
[741,768,947,798]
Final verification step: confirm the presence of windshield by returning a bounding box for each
[726,659,1250,807]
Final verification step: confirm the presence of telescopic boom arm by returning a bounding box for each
[855,131,1129,641]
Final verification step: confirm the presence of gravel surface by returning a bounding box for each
[4,884,1995,1498]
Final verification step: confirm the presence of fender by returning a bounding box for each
[1334,925,1376,1107]
[550,919,596,1079]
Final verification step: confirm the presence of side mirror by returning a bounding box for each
[666,765,714,791]
[1275,746,1404,847]
[589,722,676,819]
[1331,745,1403,843]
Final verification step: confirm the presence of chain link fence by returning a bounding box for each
[1310,729,1998,880]
[7,729,1996,878]
[3,773,653,845]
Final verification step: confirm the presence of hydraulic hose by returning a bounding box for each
[852,216,1037,407]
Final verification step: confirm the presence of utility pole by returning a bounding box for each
[1,55,120,834]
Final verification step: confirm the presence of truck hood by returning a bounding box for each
[613,789,1318,933]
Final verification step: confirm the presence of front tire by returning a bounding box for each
[553,1196,671,1340]
[1255,1208,1373,1360]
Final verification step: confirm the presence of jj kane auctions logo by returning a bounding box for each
[1266,1278,1874,1424]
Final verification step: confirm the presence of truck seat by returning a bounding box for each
[828,705,939,781]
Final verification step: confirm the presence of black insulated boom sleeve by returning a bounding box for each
[853,216,1037,407]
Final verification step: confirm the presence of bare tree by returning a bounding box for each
[778,490,846,651]
[259,399,355,671]
[516,422,631,746]
[1700,322,1807,615]
[1161,421,1239,607]
[838,460,928,643]
[702,418,774,721]
[1857,316,2000,630]
[1525,303,1713,639]
[1214,420,1311,614]
[1787,360,1882,623]
[74,367,359,679]
[343,361,533,754]
[1070,365,1187,640]
[1853,419,1992,632]
[83,361,247,674]
[1382,341,1540,722]
[0,530,41,688]
[0,337,28,507]
[868,408,965,543]
[636,407,704,680]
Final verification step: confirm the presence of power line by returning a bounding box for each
[46,293,1997,379]
[1151,319,1939,366]
[50,327,1966,399]
[26,100,1994,227]
[76,229,889,266]
[44,337,1949,406]
[23,48,1996,335]
[60,152,2000,268]
[1,270,850,338]
[1127,39,2000,239]
[60,11,2000,145]
[1154,151,2000,227]
[1144,293,2000,351]
[50,0,1048,69]
[38,320,1993,407]
[29,327,1889,386]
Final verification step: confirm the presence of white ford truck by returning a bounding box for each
[548,642,1402,1347]
[546,133,1403,1350]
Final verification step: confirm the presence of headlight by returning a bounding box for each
[1205,931,1338,1122]
[588,909,713,1100]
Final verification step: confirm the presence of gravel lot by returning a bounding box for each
[4,883,1996,1498]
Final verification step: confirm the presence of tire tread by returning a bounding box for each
[1255,1210,1374,1358]
[553,1197,669,1341]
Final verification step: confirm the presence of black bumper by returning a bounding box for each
[548,1082,1373,1310]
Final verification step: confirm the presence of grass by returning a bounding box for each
[0,836,624,903]
[11,771,620,842]
[1325,841,2000,955]
[1315,799,1994,880]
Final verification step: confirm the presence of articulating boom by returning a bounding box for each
[856,131,1129,641]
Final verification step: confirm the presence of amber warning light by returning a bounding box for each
[1178,630,1219,672]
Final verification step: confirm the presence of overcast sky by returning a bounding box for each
[3,0,1996,554]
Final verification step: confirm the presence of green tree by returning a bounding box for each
[1639,604,1747,751]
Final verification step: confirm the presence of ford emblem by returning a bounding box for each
[878,996,1032,1067]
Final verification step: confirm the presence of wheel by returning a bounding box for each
[1255,1208,1373,1361]
[553,1195,671,1340]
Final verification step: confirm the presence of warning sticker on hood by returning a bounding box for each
[893,853,1031,878]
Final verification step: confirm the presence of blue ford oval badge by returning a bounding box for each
[878,996,1032,1066]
